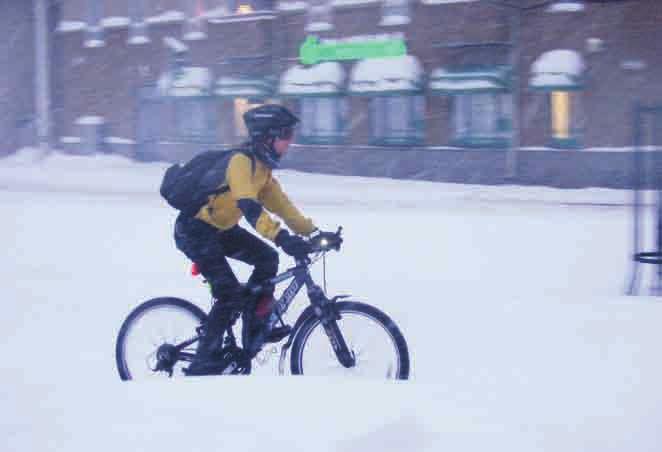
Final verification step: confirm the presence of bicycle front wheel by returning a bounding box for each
[290,301,410,379]
[115,297,206,380]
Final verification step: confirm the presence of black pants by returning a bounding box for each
[174,214,279,302]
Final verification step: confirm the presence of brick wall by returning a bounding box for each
[49,0,662,156]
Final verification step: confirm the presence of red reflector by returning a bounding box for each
[191,262,201,276]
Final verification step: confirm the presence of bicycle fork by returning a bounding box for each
[311,290,356,369]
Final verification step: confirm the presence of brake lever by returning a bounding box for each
[334,226,343,251]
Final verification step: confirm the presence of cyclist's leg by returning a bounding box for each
[217,226,290,342]
[217,225,279,289]
[174,215,242,373]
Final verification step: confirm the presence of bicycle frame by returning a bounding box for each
[246,258,327,355]
[169,231,356,375]
[170,260,321,361]
[189,255,355,371]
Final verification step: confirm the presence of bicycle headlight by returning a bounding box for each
[320,238,329,247]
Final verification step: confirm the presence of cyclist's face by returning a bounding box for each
[273,136,293,156]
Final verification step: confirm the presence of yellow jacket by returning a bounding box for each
[195,152,316,241]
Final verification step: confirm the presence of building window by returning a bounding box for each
[371,96,424,146]
[453,93,511,148]
[299,97,347,144]
[380,0,411,27]
[306,1,333,32]
[181,0,208,40]
[231,0,274,13]
[128,0,150,44]
[549,91,582,148]
[237,3,255,13]
[85,0,104,47]
[174,98,217,142]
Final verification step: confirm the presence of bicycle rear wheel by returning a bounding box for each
[290,301,410,379]
[115,297,206,380]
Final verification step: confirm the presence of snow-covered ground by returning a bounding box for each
[2,148,662,451]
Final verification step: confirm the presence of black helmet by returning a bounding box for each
[243,104,299,168]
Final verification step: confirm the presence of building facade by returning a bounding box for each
[3,0,662,186]
[0,1,38,152]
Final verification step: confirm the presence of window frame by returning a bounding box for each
[84,0,104,47]
[172,96,219,144]
[306,2,334,32]
[297,96,347,145]
[450,92,511,148]
[380,0,411,26]
[128,0,150,44]
[370,95,424,146]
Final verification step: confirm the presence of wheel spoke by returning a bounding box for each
[117,300,205,380]
[293,305,406,379]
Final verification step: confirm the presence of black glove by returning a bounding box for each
[275,230,312,258]
[310,229,343,251]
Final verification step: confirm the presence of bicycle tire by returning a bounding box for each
[290,301,410,379]
[115,297,207,380]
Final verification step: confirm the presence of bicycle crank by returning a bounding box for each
[152,343,179,377]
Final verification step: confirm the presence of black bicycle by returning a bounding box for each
[115,228,410,380]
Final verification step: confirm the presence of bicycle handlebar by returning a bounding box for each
[308,226,343,254]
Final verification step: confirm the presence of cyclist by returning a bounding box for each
[174,104,318,376]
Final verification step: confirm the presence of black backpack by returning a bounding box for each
[159,148,255,216]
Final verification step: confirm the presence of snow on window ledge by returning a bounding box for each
[546,2,585,13]
[146,10,185,24]
[57,21,86,32]
[532,49,585,76]
[202,6,230,18]
[75,116,105,125]
[84,39,105,48]
[104,137,136,145]
[331,0,381,7]
[101,17,131,29]
[159,67,213,97]
[280,62,345,95]
[207,12,277,24]
[128,35,151,45]
[350,55,423,93]
[183,31,207,41]
[60,136,82,144]
[278,1,309,11]
[420,0,477,4]
[305,22,334,32]
[379,15,411,26]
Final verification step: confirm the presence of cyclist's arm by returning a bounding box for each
[227,153,282,241]
[259,176,316,237]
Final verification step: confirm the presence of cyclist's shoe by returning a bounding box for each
[184,357,226,376]
[184,341,226,376]
[185,345,249,376]
[184,306,230,376]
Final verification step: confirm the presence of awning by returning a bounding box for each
[349,55,423,95]
[215,77,274,98]
[279,62,344,97]
[157,67,213,97]
[530,49,585,91]
[429,66,510,94]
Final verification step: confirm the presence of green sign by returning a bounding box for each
[299,36,407,65]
